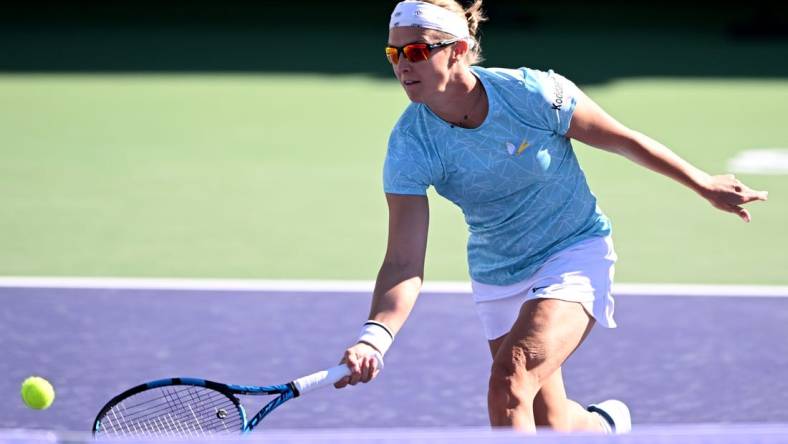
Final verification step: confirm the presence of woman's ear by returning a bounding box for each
[450,39,470,64]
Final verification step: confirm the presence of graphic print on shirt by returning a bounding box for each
[506,139,529,156]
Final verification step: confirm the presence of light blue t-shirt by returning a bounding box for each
[383,66,612,286]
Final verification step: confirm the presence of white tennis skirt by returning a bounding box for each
[472,235,618,340]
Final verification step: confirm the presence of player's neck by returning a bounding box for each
[426,69,488,129]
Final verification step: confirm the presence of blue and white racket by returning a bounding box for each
[92,359,375,438]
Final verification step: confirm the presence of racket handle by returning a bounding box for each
[292,352,384,396]
[292,365,350,395]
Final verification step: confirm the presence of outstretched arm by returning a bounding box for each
[565,89,768,222]
[335,193,429,388]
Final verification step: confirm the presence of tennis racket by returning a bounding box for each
[92,358,376,438]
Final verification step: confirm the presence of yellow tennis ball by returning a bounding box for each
[20,376,55,410]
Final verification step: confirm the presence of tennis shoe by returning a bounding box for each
[587,399,631,434]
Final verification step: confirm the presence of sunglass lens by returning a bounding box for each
[403,44,429,63]
[385,47,399,65]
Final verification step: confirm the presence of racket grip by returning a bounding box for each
[292,352,383,396]
[292,365,350,395]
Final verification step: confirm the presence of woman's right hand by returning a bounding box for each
[698,173,768,223]
[334,342,384,388]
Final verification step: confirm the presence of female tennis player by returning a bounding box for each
[334,0,768,433]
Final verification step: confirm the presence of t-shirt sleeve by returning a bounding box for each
[519,68,579,136]
[383,130,436,196]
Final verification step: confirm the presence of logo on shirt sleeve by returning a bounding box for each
[550,75,565,110]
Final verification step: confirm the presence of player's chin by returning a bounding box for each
[402,87,425,103]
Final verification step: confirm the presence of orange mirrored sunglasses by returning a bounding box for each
[385,39,459,65]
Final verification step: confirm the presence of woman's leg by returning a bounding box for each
[488,334,604,431]
[533,367,607,432]
[486,298,601,431]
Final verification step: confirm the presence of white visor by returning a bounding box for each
[390,1,472,43]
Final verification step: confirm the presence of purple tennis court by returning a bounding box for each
[2,282,787,442]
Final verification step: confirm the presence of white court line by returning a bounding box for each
[4,424,788,443]
[0,277,787,297]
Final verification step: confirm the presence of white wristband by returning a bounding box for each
[357,321,394,356]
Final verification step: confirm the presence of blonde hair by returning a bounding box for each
[419,0,488,65]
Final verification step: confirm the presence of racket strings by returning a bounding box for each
[107,387,228,428]
[106,399,234,437]
[102,394,235,437]
[102,404,225,438]
[96,386,243,438]
[111,386,226,421]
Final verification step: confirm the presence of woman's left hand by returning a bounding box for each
[699,174,768,222]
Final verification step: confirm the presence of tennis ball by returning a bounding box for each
[20,376,55,410]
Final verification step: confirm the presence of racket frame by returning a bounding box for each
[93,360,367,436]
[92,377,299,436]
